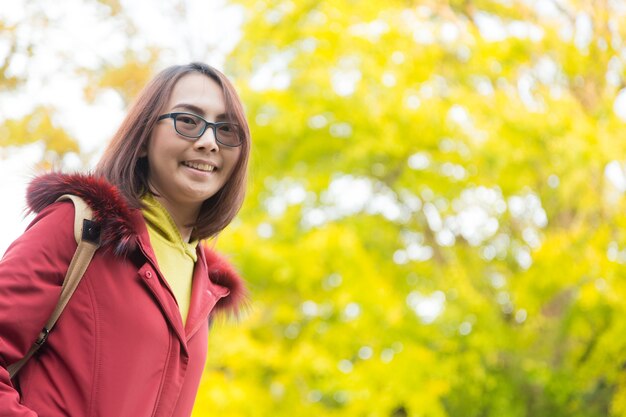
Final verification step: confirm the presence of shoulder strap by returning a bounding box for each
[8,194,101,379]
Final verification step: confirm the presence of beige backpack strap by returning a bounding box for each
[8,194,101,379]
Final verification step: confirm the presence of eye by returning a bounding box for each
[176,114,198,126]
[217,123,239,135]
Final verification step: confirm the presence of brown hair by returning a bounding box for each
[95,62,250,240]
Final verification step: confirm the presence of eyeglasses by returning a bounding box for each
[157,112,243,147]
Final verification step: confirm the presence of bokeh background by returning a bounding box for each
[2,0,626,416]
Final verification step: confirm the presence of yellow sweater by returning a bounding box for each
[141,194,198,324]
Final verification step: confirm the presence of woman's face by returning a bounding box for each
[144,73,241,216]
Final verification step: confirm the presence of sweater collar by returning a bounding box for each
[141,193,198,261]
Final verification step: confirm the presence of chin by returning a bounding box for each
[191,191,220,203]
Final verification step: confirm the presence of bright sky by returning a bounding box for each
[0,0,243,255]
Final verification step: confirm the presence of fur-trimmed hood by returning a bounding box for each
[26,172,246,316]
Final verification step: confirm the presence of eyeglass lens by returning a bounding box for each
[174,113,241,146]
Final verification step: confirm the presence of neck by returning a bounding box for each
[151,195,199,243]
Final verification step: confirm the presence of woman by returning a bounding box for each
[0,62,249,416]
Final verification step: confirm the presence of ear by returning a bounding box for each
[138,144,148,158]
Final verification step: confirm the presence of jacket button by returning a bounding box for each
[145,271,152,279]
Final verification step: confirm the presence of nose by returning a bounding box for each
[193,126,219,152]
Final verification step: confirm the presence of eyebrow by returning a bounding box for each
[171,103,228,121]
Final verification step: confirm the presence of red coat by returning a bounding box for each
[0,173,246,417]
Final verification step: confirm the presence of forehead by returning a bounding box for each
[166,72,226,116]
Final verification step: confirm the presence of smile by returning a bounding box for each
[182,161,216,172]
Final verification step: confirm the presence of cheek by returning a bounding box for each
[145,146,173,183]
[147,134,178,165]
[223,151,241,178]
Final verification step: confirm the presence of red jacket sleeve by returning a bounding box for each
[0,202,76,416]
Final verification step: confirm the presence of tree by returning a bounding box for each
[194,1,626,416]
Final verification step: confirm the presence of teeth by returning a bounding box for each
[184,161,215,172]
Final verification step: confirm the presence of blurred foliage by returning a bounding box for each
[0,106,79,153]
[197,0,626,416]
[82,49,160,106]
[2,0,626,416]
[0,1,156,161]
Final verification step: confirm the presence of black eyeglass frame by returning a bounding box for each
[157,112,243,147]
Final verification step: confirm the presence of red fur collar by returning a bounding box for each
[27,172,247,316]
